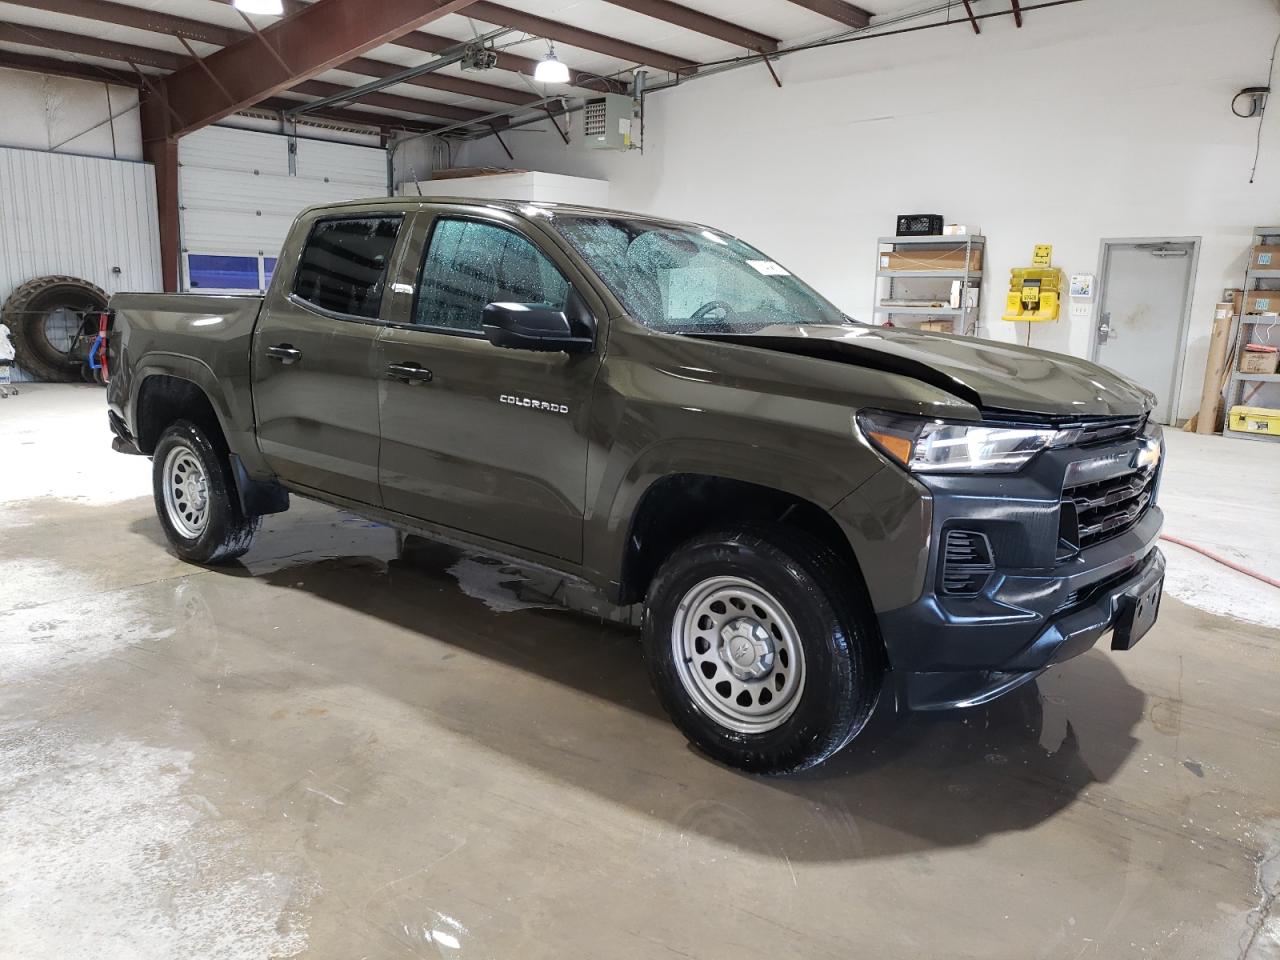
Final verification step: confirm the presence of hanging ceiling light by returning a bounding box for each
[233,0,284,14]
[534,43,570,84]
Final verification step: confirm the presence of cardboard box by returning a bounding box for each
[1251,245,1280,270]
[943,224,981,236]
[881,248,983,272]
[1245,292,1280,315]
[918,320,955,333]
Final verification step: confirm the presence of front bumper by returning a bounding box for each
[894,541,1164,710]
[836,422,1166,711]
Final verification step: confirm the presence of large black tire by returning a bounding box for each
[1,275,106,383]
[642,526,883,775]
[152,420,260,565]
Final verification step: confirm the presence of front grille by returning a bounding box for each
[941,529,995,596]
[1070,416,1144,447]
[1062,467,1156,550]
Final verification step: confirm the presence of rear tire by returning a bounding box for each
[1,275,106,383]
[642,525,883,775]
[152,420,259,564]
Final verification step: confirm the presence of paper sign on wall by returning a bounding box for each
[1069,274,1095,299]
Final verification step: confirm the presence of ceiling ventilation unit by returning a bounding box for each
[579,93,636,151]
[461,43,498,71]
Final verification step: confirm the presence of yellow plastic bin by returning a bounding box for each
[1229,405,1280,435]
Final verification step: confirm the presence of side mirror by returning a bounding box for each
[481,300,594,353]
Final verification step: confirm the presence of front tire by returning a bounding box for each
[642,526,883,775]
[152,420,259,564]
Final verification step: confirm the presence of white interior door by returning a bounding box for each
[1093,241,1196,424]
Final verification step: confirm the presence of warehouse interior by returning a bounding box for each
[1,0,1279,957]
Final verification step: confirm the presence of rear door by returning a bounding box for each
[375,210,602,562]
[252,211,407,505]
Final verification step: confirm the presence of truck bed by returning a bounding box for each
[106,293,265,464]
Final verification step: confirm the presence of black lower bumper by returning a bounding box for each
[879,499,1164,711]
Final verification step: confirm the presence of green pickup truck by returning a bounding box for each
[106,198,1165,773]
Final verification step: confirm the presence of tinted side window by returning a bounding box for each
[293,215,402,319]
[414,218,569,332]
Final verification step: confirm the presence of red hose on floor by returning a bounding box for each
[1160,534,1280,589]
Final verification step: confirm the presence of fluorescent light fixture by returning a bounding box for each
[534,43,570,84]
[233,0,284,14]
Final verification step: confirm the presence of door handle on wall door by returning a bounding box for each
[266,344,301,364]
[1097,312,1112,344]
[386,362,433,384]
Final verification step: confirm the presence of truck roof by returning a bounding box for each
[304,195,696,229]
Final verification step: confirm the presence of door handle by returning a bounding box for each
[1097,312,1112,344]
[266,344,301,364]
[386,362,433,384]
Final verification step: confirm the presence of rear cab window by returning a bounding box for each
[292,215,403,320]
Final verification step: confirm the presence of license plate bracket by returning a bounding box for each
[1112,575,1164,650]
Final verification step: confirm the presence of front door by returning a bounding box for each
[252,213,405,505]
[1094,240,1198,424]
[376,213,600,562]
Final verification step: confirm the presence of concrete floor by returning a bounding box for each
[1,384,1278,960]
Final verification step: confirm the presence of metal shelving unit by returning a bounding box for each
[874,235,984,335]
[1223,225,1280,442]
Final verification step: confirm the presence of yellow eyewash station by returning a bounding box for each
[1002,244,1065,322]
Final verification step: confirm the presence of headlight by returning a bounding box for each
[856,411,1056,474]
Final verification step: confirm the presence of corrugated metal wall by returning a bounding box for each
[179,126,387,282]
[0,146,162,380]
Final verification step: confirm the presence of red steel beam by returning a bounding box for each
[782,0,872,29]
[0,47,141,86]
[292,79,493,124]
[154,0,482,138]
[598,0,778,52]
[960,0,982,34]
[1011,0,1023,26]
[0,22,189,70]
[256,96,442,133]
[466,2,698,74]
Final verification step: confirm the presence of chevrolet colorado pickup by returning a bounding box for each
[106,198,1166,774]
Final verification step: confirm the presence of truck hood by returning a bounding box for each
[687,324,1154,419]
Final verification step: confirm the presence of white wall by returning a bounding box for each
[0,66,141,160]
[459,0,1280,420]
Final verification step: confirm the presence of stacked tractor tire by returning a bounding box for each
[0,275,108,384]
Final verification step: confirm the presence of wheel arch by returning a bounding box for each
[614,472,873,614]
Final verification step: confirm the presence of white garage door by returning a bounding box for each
[178,126,387,293]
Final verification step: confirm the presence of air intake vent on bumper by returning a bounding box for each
[941,530,995,596]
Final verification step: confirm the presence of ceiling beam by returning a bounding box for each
[0,46,140,86]
[0,20,495,126]
[465,2,697,74]
[205,0,621,91]
[6,0,537,106]
[959,0,982,34]
[391,29,623,91]
[292,79,492,124]
[598,0,777,52]
[782,0,871,30]
[0,21,188,70]
[15,0,241,45]
[339,55,537,106]
[256,96,442,133]
[1011,0,1023,27]
[151,0,482,138]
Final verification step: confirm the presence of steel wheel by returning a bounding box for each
[162,444,210,538]
[670,575,807,734]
